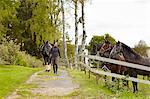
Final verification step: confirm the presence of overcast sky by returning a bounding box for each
[66,0,150,47]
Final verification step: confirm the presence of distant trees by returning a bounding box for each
[133,40,148,57]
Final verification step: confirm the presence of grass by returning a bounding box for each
[1,65,149,99]
[66,69,113,98]
[66,68,150,99]
[0,65,40,98]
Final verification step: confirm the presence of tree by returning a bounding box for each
[0,0,68,58]
[133,40,148,57]
[74,0,79,68]
[89,33,116,51]
[80,0,87,54]
[61,0,69,67]
[0,0,18,40]
[79,0,87,64]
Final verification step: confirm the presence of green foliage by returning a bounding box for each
[0,0,18,40]
[59,41,75,59]
[88,33,116,51]
[0,65,40,98]
[133,40,148,57]
[0,0,62,56]
[67,43,75,58]
[0,38,43,67]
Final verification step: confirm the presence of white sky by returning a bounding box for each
[66,0,150,47]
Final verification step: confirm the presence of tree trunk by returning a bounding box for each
[61,0,69,67]
[81,0,86,64]
[74,0,79,69]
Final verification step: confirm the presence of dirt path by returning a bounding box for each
[7,69,79,98]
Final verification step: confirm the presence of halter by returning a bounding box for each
[110,49,124,60]
[99,43,112,55]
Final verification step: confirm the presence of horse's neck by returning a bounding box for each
[141,58,150,66]
[123,47,150,66]
[103,48,112,58]
[123,48,141,62]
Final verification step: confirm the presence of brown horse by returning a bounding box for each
[99,40,128,76]
[110,41,150,93]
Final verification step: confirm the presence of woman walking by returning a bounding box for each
[51,43,61,74]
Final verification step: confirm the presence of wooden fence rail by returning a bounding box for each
[78,62,150,85]
[60,54,150,84]
[80,54,150,72]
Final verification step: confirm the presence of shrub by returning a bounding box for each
[0,38,43,67]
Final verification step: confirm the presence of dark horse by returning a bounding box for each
[41,41,53,71]
[110,41,150,92]
[98,41,128,87]
[99,41,128,75]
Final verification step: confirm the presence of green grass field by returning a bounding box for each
[67,69,150,99]
[0,65,40,98]
[0,65,149,99]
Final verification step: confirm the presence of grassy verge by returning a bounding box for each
[67,68,150,99]
[0,65,41,98]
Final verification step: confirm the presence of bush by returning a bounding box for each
[0,38,43,67]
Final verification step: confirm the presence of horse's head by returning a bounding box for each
[41,41,52,57]
[99,40,112,57]
[109,41,123,58]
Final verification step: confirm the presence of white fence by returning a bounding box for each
[78,54,150,84]
[80,54,150,72]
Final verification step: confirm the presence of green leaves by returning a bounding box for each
[89,33,116,51]
[0,0,62,56]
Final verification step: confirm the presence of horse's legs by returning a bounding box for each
[104,75,107,85]
[135,82,138,92]
[45,57,49,65]
[117,78,120,89]
[44,57,47,65]
[131,70,138,93]
[48,56,51,65]
[112,77,115,81]
[132,81,138,93]
[44,57,48,72]
[132,81,136,93]
[123,71,129,87]
[147,74,150,81]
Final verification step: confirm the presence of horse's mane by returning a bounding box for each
[121,42,141,59]
[121,42,150,67]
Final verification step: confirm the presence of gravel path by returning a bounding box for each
[7,69,79,98]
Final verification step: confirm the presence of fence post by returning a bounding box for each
[77,55,80,70]
[70,55,73,70]
[88,70,91,78]
[96,74,99,84]
[97,61,99,69]
[88,59,91,78]
[83,53,86,74]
